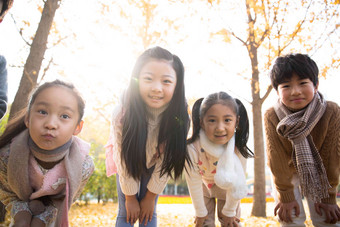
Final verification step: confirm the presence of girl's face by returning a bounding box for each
[25,86,83,150]
[201,104,238,145]
[277,73,318,111]
[138,60,177,109]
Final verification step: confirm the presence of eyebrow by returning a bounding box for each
[206,114,234,118]
[35,101,76,113]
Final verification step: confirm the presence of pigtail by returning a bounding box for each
[187,98,204,144]
[235,99,253,158]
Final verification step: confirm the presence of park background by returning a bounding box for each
[0,0,339,226]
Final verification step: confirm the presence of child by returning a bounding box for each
[0,80,94,226]
[265,53,340,226]
[105,46,190,226]
[185,91,253,227]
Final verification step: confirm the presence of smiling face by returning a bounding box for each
[25,86,83,150]
[201,103,238,145]
[277,73,318,111]
[138,60,177,109]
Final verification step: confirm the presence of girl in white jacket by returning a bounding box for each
[185,91,253,227]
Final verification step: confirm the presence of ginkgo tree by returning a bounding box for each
[206,0,340,217]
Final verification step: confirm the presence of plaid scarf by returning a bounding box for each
[274,92,330,203]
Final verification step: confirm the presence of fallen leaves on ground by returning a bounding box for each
[69,202,315,227]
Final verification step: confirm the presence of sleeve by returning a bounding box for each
[106,104,139,195]
[0,55,8,120]
[105,105,121,177]
[222,192,239,217]
[73,155,95,202]
[0,146,29,215]
[264,109,296,203]
[320,103,340,204]
[184,144,208,218]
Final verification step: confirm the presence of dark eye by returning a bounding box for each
[225,119,231,123]
[208,119,215,123]
[142,76,152,82]
[163,79,172,84]
[38,110,47,115]
[61,114,70,119]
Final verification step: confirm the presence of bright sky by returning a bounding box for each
[0,1,339,178]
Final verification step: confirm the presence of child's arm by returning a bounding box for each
[184,144,208,219]
[139,190,157,226]
[125,194,140,225]
[264,110,296,202]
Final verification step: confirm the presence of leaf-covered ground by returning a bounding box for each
[0,199,333,226]
[68,201,315,227]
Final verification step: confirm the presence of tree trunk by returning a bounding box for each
[8,0,60,120]
[248,41,267,217]
[251,99,267,217]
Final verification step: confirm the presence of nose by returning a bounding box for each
[151,81,162,92]
[44,116,58,130]
[291,85,301,95]
[216,121,225,132]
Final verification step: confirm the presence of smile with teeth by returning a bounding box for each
[149,95,163,100]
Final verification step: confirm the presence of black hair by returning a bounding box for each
[270,53,319,90]
[0,79,85,149]
[0,0,14,21]
[121,46,190,180]
[188,91,253,159]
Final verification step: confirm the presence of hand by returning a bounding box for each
[30,217,46,227]
[221,213,240,227]
[274,200,300,223]
[125,195,140,225]
[139,190,157,226]
[314,203,340,224]
[194,216,207,227]
[28,200,45,215]
[13,210,32,227]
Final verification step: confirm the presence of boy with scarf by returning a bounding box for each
[264,53,340,227]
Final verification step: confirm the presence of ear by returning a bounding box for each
[314,81,319,93]
[236,116,240,130]
[200,119,205,131]
[73,120,84,135]
[24,114,29,128]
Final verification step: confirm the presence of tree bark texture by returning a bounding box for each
[8,0,60,120]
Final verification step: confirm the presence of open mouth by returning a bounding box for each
[149,95,163,100]
[214,135,227,138]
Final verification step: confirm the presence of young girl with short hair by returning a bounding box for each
[105,46,190,226]
[0,80,94,227]
[185,91,253,227]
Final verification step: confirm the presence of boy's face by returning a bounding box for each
[277,73,318,111]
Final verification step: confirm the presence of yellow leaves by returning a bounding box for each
[213,29,231,43]
[38,6,43,13]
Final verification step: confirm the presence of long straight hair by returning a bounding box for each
[0,80,85,149]
[121,46,190,180]
[188,91,253,158]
